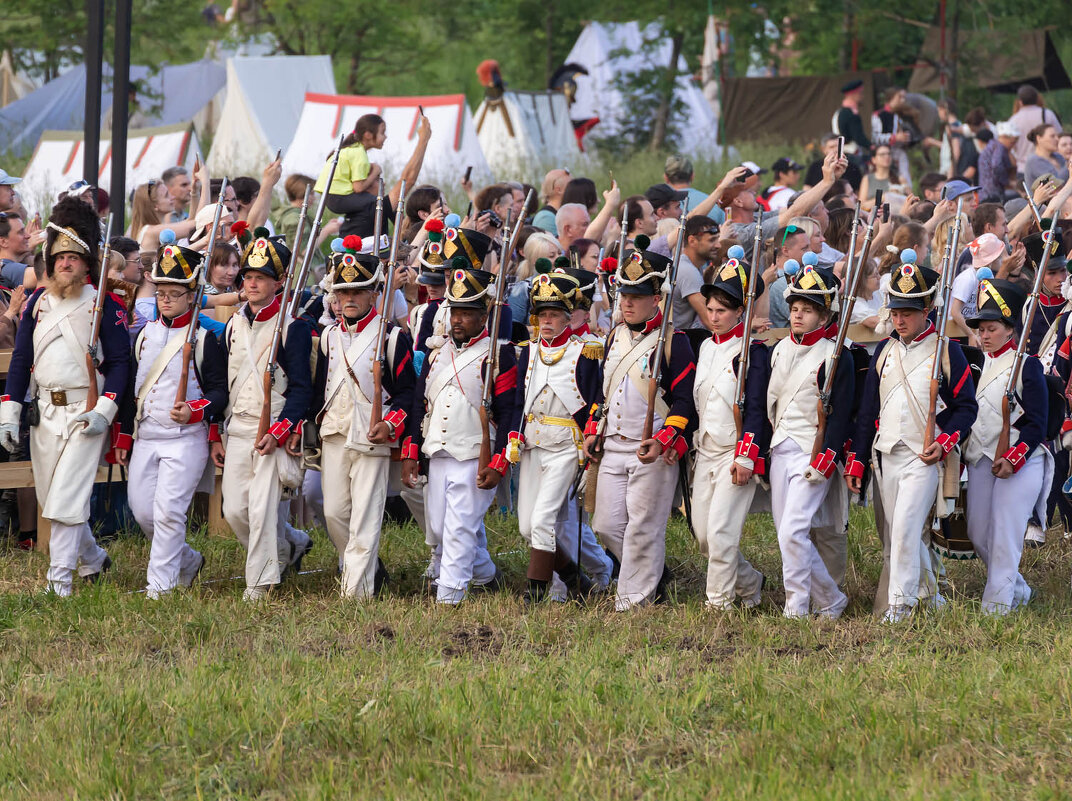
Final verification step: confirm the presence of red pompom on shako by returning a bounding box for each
[230,220,249,236]
[424,219,445,233]
[342,235,362,252]
[600,257,618,273]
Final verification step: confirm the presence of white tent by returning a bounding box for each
[473,90,583,182]
[208,55,336,178]
[282,91,492,191]
[1,51,36,108]
[563,21,722,159]
[19,122,200,212]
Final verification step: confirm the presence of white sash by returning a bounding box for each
[425,337,490,411]
[321,321,381,412]
[604,327,669,420]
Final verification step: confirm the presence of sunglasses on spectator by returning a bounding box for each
[781,224,803,244]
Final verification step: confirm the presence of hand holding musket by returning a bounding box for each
[924,195,965,451]
[85,213,115,414]
[369,179,408,439]
[994,213,1060,474]
[611,203,629,323]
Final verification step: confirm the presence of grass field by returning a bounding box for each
[1,503,1072,800]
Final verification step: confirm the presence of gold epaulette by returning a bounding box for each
[581,341,604,360]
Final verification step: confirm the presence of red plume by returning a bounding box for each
[230,220,249,236]
[476,59,500,88]
[600,257,618,273]
[342,235,362,252]
[424,219,445,233]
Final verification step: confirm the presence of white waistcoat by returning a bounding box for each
[421,335,492,460]
[318,321,389,454]
[134,319,206,435]
[522,339,585,450]
[31,285,97,392]
[602,328,666,442]
[225,308,291,439]
[964,349,1024,465]
[873,333,945,455]
[767,336,833,453]
[693,335,742,455]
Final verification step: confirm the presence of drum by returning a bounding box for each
[931,486,976,560]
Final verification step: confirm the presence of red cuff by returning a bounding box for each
[269,419,293,443]
[185,398,210,424]
[671,435,688,459]
[935,430,959,457]
[208,423,222,443]
[735,432,759,461]
[844,452,865,479]
[488,451,509,475]
[1002,441,1029,472]
[1061,418,1072,435]
[753,456,766,477]
[653,425,678,453]
[810,448,837,479]
[383,408,407,441]
[584,418,599,437]
[0,395,9,402]
[401,436,419,461]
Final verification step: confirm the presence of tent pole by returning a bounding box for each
[110,0,133,233]
[83,0,105,194]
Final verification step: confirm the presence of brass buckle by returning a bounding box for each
[49,390,68,407]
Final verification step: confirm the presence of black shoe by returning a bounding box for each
[374,557,389,596]
[83,555,113,584]
[523,578,550,605]
[470,567,505,594]
[653,564,674,605]
[606,549,621,580]
[281,539,314,580]
[556,559,595,600]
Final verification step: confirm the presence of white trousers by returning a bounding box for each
[770,440,848,618]
[321,436,390,599]
[691,448,764,609]
[30,400,109,594]
[518,445,580,553]
[426,455,497,604]
[222,434,290,588]
[593,438,677,611]
[128,431,206,594]
[966,453,1043,614]
[875,444,940,610]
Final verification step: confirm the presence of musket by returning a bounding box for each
[369,179,408,434]
[733,243,762,442]
[175,177,231,406]
[1022,179,1044,228]
[287,134,345,319]
[641,198,690,442]
[924,195,966,448]
[611,203,629,323]
[85,213,115,414]
[811,197,880,460]
[478,188,534,472]
[258,136,343,444]
[995,213,1060,468]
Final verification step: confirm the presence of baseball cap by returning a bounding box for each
[771,157,803,175]
[942,180,980,201]
[644,183,688,209]
[0,169,21,187]
[741,161,766,176]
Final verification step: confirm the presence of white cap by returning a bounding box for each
[996,120,1020,138]
[0,169,21,186]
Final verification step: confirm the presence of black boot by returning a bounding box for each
[374,557,389,596]
[653,563,674,604]
[524,578,550,604]
[524,548,556,604]
[555,550,594,600]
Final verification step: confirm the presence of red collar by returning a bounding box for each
[641,311,663,335]
[712,321,744,344]
[1040,292,1066,307]
[248,294,281,323]
[162,308,194,328]
[455,329,489,349]
[571,323,591,337]
[824,321,839,340]
[790,326,827,346]
[990,338,1015,357]
[540,329,572,348]
[901,322,936,344]
[341,306,377,334]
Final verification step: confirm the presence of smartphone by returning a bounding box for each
[836,136,844,160]
[882,203,890,222]
[464,166,473,183]
[275,148,282,162]
[465,201,473,219]
[874,189,884,210]
[419,104,425,117]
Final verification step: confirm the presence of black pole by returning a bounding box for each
[109,0,133,233]
[83,0,105,192]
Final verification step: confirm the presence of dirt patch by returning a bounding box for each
[442,624,502,658]
[367,622,395,643]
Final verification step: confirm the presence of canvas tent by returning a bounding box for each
[282,92,491,191]
[19,122,199,212]
[563,21,722,159]
[473,90,583,181]
[1,51,36,108]
[909,27,1071,94]
[0,60,225,158]
[208,56,336,177]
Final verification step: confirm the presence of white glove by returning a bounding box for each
[1062,430,1072,451]
[73,410,109,437]
[803,466,827,484]
[0,423,19,453]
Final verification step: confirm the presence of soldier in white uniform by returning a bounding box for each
[766,264,852,619]
[210,230,314,601]
[310,237,417,599]
[513,271,602,601]
[414,252,519,605]
[691,255,768,609]
[847,250,978,622]
[115,241,228,598]
[0,197,130,595]
[582,238,697,611]
[964,278,1048,614]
